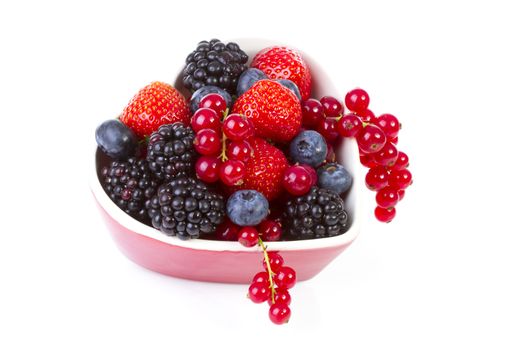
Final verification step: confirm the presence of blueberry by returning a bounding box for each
[190,85,233,113]
[236,68,267,96]
[226,190,269,226]
[289,130,327,167]
[317,163,353,194]
[277,79,301,101]
[95,119,138,159]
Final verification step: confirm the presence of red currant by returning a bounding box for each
[226,140,252,162]
[302,99,325,127]
[320,96,343,118]
[374,206,396,223]
[252,271,269,284]
[373,142,398,167]
[194,129,221,155]
[376,186,400,208]
[258,220,282,241]
[376,114,400,139]
[356,124,386,153]
[248,282,270,303]
[397,189,405,201]
[223,114,254,141]
[345,88,370,114]
[195,156,220,183]
[317,118,339,143]
[361,109,376,123]
[390,136,399,144]
[269,303,291,325]
[365,166,389,191]
[300,164,317,186]
[215,218,239,241]
[199,93,227,115]
[392,151,409,170]
[219,159,245,186]
[389,169,412,190]
[360,153,378,168]
[269,289,291,306]
[283,165,312,196]
[274,266,296,289]
[190,108,220,133]
[337,113,363,138]
[237,226,259,247]
[263,252,284,272]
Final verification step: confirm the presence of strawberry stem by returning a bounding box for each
[258,237,276,304]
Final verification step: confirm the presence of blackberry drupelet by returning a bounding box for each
[101,157,159,222]
[145,175,225,239]
[182,39,249,95]
[281,187,350,240]
[147,123,197,181]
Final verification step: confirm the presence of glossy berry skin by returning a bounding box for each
[190,108,221,133]
[269,289,291,306]
[223,114,254,141]
[376,186,400,208]
[361,109,377,123]
[375,206,396,223]
[345,88,370,114]
[283,165,313,196]
[194,128,221,155]
[215,218,239,241]
[360,153,378,168]
[237,68,267,96]
[337,113,363,138]
[226,189,269,226]
[392,151,409,170]
[376,114,400,139]
[390,136,399,144]
[258,220,282,241]
[195,156,221,183]
[320,96,343,118]
[356,124,387,154]
[199,93,227,115]
[264,252,284,272]
[219,159,246,186]
[365,166,389,191]
[397,189,405,201]
[95,119,138,159]
[301,99,325,127]
[277,79,301,101]
[252,271,269,284]
[190,85,232,114]
[289,130,328,167]
[373,142,398,167]
[274,266,296,289]
[269,303,291,325]
[317,118,339,143]
[300,164,317,186]
[389,169,412,190]
[238,226,259,248]
[317,163,353,194]
[248,282,270,303]
[226,140,252,162]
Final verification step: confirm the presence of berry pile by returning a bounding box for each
[95,39,412,325]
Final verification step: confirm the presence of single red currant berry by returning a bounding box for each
[194,129,221,155]
[302,99,325,127]
[215,218,239,241]
[190,108,220,133]
[320,96,343,118]
[195,156,221,183]
[374,206,396,223]
[389,169,413,190]
[258,220,282,241]
[237,226,259,247]
[316,118,339,143]
[252,271,269,284]
[356,124,387,154]
[345,88,370,114]
[300,164,317,186]
[361,109,376,123]
[248,282,270,303]
[337,113,363,138]
[283,165,312,196]
[373,142,399,167]
[360,154,378,168]
[222,114,254,141]
[376,114,400,139]
[376,186,400,208]
[269,303,291,325]
[392,151,409,170]
[390,136,399,144]
[263,252,284,272]
[269,289,291,306]
[226,140,252,162]
[274,266,296,289]
[199,93,227,115]
[397,189,405,201]
[365,166,389,191]
[326,143,336,162]
[219,159,245,186]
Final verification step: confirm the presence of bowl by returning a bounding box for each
[90,38,362,284]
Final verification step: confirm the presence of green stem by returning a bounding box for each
[258,237,276,304]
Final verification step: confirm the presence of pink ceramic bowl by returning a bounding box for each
[91,38,362,284]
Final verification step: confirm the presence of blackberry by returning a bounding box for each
[101,157,159,222]
[147,123,197,181]
[182,39,249,95]
[145,175,225,239]
[281,187,350,240]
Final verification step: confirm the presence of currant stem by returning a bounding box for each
[219,132,228,162]
[258,237,276,304]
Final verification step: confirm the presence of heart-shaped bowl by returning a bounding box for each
[91,38,362,283]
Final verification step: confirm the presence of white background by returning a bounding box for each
[1,0,524,349]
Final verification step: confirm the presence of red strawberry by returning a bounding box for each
[232,80,301,143]
[232,137,289,201]
[251,46,312,100]
[120,82,190,138]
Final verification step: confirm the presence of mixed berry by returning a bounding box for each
[95,39,413,325]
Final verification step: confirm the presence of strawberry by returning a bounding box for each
[251,46,312,100]
[120,82,190,138]
[232,80,301,143]
[232,137,289,201]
